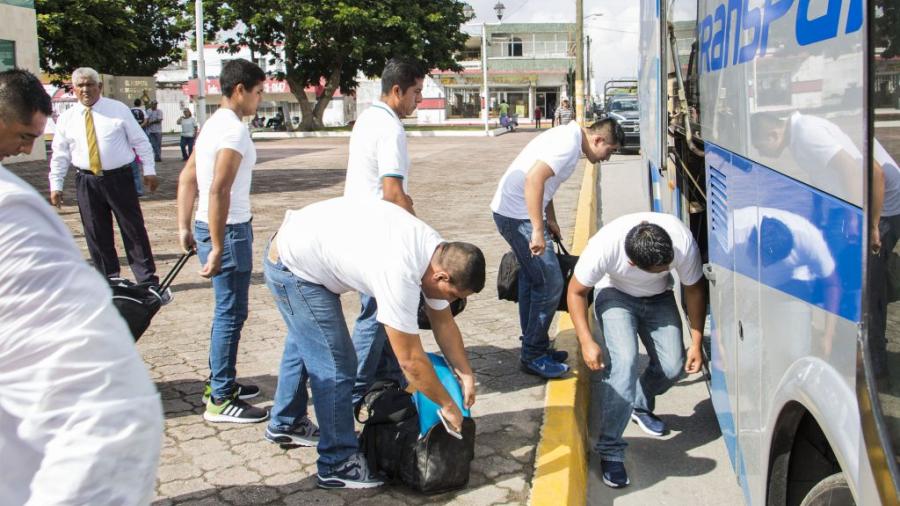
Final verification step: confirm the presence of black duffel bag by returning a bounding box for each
[496,238,592,312]
[110,252,193,341]
[417,295,468,330]
[358,380,476,494]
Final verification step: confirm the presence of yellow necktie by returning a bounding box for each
[84,106,102,175]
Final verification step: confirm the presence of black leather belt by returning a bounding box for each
[76,164,131,176]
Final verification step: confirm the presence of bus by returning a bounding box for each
[638,0,900,504]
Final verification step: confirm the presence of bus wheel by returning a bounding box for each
[799,472,855,506]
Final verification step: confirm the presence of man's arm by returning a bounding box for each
[48,118,72,206]
[385,326,464,432]
[176,152,199,254]
[424,305,475,409]
[382,176,415,215]
[200,149,242,278]
[872,160,885,253]
[545,200,561,240]
[524,161,555,256]
[567,277,604,370]
[682,280,706,374]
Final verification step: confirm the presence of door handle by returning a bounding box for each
[702,263,716,284]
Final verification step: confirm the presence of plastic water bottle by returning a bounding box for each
[414,353,471,436]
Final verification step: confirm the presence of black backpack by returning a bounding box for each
[357,380,476,494]
[496,239,593,312]
[417,295,468,330]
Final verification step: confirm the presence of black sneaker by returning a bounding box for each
[201,381,260,404]
[317,453,384,489]
[204,393,268,424]
[265,417,320,447]
[549,349,569,363]
[601,460,630,488]
[631,409,667,437]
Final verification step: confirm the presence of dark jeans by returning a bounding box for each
[351,293,405,405]
[180,136,195,160]
[195,220,253,400]
[75,167,158,285]
[148,132,162,161]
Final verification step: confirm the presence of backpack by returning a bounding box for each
[131,107,145,124]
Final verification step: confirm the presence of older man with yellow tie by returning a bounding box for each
[49,67,166,296]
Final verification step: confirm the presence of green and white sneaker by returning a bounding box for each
[201,381,260,404]
[203,392,269,424]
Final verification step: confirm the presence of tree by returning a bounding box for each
[205,0,470,130]
[37,0,189,80]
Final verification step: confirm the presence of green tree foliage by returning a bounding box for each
[37,0,189,80]
[204,0,470,130]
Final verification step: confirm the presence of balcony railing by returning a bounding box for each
[487,39,574,59]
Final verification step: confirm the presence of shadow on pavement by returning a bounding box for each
[156,374,279,419]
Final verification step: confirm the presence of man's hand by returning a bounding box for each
[144,175,159,193]
[179,229,196,254]
[581,341,605,371]
[684,344,703,374]
[871,224,882,255]
[530,228,547,256]
[199,249,222,278]
[547,220,562,241]
[440,403,464,434]
[50,190,63,208]
[459,372,476,410]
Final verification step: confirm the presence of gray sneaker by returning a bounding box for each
[265,417,320,447]
[317,453,384,489]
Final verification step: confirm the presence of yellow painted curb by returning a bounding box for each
[530,160,598,506]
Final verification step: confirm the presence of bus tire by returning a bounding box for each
[799,472,855,506]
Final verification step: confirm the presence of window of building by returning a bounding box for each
[491,88,528,118]
[0,40,15,71]
[445,87,482,119]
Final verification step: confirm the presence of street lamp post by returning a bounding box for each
[464,2,504,136]
[195,0,207,126]
[575,0,584,124]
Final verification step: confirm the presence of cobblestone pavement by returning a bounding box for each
[11,130,585,505]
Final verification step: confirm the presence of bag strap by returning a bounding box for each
[553,237,571,256]
[158,251,196,291]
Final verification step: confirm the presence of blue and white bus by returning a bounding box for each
[638,0,900,504]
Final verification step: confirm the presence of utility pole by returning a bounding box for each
[482,22,489,135]
[195,0,207,126]
[585,35,592,117]
[575,0,584,125]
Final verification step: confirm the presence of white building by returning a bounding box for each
[1,0,44,163]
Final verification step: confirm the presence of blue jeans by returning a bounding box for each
[493,212,564,361]
[351,294,405,405]
[148,132,162,161]
[264,240,358,474]
[180,136,195,160]
[195,220,253,401]
[130,159,143,196]
[592,287,685,461]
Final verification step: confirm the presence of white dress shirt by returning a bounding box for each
[49,97,155,192]
[0,162,163,506]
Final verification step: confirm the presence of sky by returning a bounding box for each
[462,0,641,98]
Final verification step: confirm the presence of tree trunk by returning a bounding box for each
[312,63,342,129]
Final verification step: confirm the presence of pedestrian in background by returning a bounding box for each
[176,58,268,424]
[490,117,623,379]
[554,98,574,126]
[340,57,423,412]
[145,100,163,161]
[177,108,197,161]
[534,105,543,129]
[0,67,164,506]
[48,67,166,297]
[129,98,146,195]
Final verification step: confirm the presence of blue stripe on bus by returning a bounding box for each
[705,143,863,322]
[650,161,663,212]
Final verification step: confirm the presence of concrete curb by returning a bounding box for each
[529,159,598,506]
[250,127,509,140]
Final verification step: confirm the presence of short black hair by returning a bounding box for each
[0,68,52,125]
[133,98,142,107]
[220,58,266,98]
[749,112,785,146]
[439,242,486,293]
[588,117,625,146]
[381,57,426,96]
[624,222,674,270]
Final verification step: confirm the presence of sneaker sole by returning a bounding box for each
[519,362,569,379]
[316,476,383,489]
[203,411,269,424]
[630,414,665,437]
[602,476,630,488]
[265,432,318,447]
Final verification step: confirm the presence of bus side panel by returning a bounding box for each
[639,0,667,212]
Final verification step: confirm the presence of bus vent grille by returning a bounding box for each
[708,167,728,250]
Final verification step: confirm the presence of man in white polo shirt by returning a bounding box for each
[344,57,424,406]
[566,212,705,488]
[263,197,483,489]
[176,58,269,424]
[491,117,623,379]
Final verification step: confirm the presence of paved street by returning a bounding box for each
[587,155,744,505]
[10,131,582,505]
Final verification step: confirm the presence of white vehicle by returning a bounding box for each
[639,0,900,504]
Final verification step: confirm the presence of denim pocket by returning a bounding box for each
[268,280,293,316]
[227,223,253,273]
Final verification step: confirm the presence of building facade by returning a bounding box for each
[1,0,44,162]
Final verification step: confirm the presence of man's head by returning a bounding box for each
[148,100,158,110]
[0,69,51,160]
[749,216,794,267]
[624,222,674,273]
[581,118,625,163]
[182,108,192,117]
[562,99,570,109]
[422,242,486,301]
[220,58,266,116]
[72,67,102,108]
[133,98,142,107]
[381,57,425,118]
[750,112,788,157]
